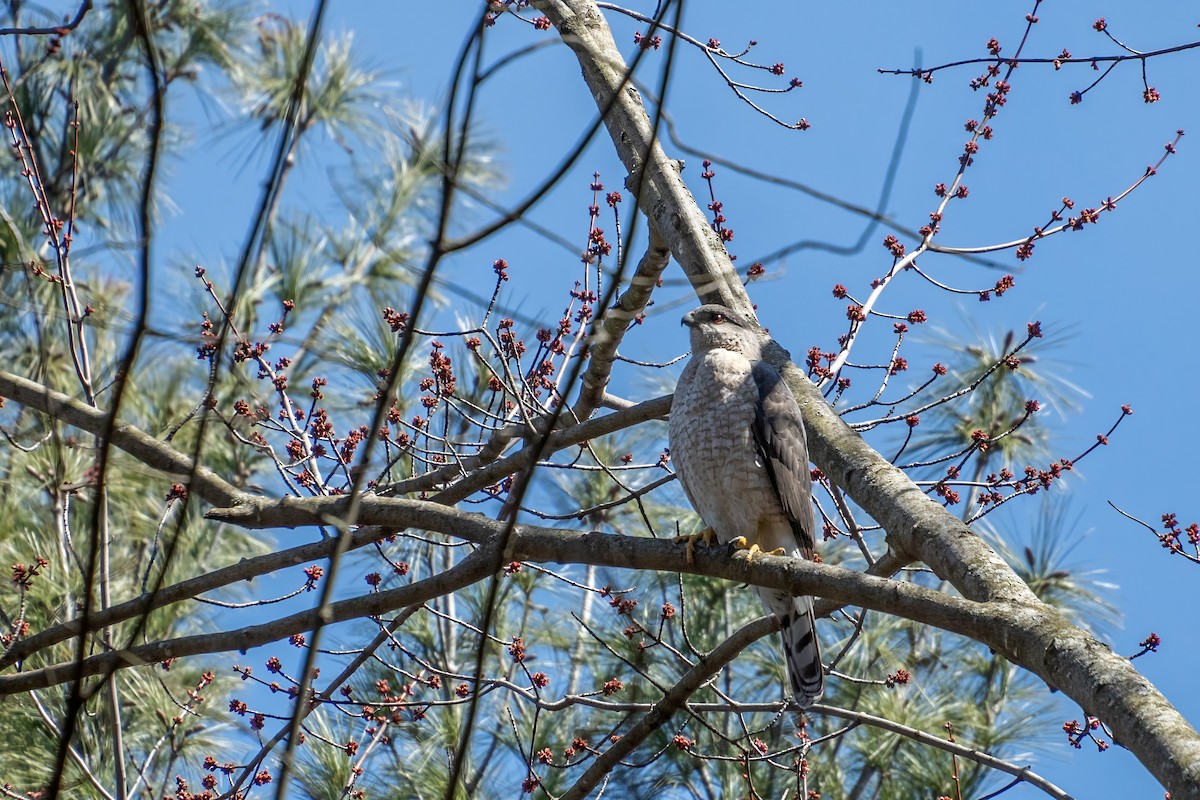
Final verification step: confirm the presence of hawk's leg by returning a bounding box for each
[675,527,718,565]
[730,536,787,560]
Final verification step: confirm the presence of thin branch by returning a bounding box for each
[0,1,93,36]
[224,607,423,799]
[0,545,494,696]
[385,393,672,499]
[28,690,117,800]
[817,706,1073,799]
[559,615,778,800]
[879,41,1200,78]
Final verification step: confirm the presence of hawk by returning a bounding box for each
[668,303,824,708]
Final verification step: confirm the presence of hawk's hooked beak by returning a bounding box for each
[681,309,698,328]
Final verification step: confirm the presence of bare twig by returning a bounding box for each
[0,1,92,36]
[559,615,778,800]
[816,706,1073,800]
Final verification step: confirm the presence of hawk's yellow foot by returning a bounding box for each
[675,527,718,565]
[730,536,787,560]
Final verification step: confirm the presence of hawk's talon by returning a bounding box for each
[675,527,718,565]
[731,537,786,560]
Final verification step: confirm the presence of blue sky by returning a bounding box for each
[156,1,1200,796]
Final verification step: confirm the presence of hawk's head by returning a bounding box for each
[681,304,763,356]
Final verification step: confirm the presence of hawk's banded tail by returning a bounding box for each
[761,587,823,708]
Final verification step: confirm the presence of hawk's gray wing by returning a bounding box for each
[751,361,816,557]
[751,360,825,707]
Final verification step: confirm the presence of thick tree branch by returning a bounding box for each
[204,498,997,638]
[0,496,994,694]
[532,1,1200,794]
[569,226,670,422]
[0,370,245,508]
[534,0,746,308]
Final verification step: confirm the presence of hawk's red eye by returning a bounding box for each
[711,313,725,323]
